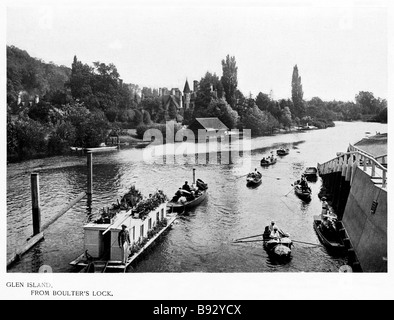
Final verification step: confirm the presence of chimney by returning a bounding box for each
[193,80,199,92]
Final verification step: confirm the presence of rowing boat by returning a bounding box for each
[276,148,290,156]
[313,215,345,254]
[294,184,311,200]
[246,172,262,186]
[261,157,277,167]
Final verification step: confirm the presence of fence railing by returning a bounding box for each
[317,150,387,188]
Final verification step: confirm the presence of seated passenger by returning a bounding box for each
[270,226,281,239]
[182,181,191,192]
[263,226,271,241]
[175,188,183,197]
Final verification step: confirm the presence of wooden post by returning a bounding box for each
[87,152,93,201]
[31,173,41,235]
[193,168,196,184]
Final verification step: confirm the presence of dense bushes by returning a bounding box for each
[136,122,183,140]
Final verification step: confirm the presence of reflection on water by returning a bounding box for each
[6,121,387,272]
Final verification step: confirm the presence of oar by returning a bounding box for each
[292,240,323,247]
[233,239,265,243]
[284,184,294,196]
[235,173,249,179]
[234,233,264,242]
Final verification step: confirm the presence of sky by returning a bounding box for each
[4,0,390,102]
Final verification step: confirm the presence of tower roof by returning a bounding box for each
[183,79,191,93]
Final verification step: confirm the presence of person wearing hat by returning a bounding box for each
[269,220,276,233]
[321,197,329,218]
[270,226,281,239]
[118,224,130,264]
[182,181,191,192]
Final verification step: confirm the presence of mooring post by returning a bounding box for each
[87,151,93,201]
[193,168,196,184]
[31,173,41,236]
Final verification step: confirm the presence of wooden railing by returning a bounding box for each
[317,150,387,188]
[348,144,387,165]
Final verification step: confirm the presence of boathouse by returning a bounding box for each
[188,117,229,137]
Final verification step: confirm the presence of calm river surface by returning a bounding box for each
[7,121,387,273]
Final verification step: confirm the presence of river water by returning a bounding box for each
[6,121,387,273]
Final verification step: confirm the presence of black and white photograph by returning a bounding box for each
[1,0,392,300]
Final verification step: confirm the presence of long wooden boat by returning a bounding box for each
[246,172,262,186]
[167,189,208,212]
[276,148,290,156]
[313,216,345,254]
[261,157,277,167]
[294,184,312,200]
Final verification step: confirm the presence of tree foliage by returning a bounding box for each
[221,55,238,108]
[291,64,305,118]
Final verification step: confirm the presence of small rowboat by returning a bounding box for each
[261,157,277,167]
[264,237,293,258]
[303,167,318,178]
[276,148,290,156]
[313,216,345,254]
[262,226,292,259]
[246,172,262,186]
[294,184,312,200]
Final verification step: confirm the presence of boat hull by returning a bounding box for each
[313,217,345,254]
[261,159,277,167]
[294,186,311,200]
[277,149,289,156]
[264,237,292,258]
[167,190,208,212]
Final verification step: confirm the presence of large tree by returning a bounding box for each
[221,54,238,109]
[193,71,223,118]
[291,64,305,118]
[255,92,271,112]
[206,98,239,129]
[355,91,384,115]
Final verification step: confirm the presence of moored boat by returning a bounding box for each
[303,166,318,180]
[313,215,345,254]
[70,188,174,272]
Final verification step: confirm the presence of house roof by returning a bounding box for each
[162,94,181,109]
[353,133,387,157]
[193,117,229,131]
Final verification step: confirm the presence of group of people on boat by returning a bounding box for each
[248,168,262,178]
[261,154,276,164]
[295,175,310,192]
[263,221,289,241]
[171,181,202,204]
[320,196,338,234]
